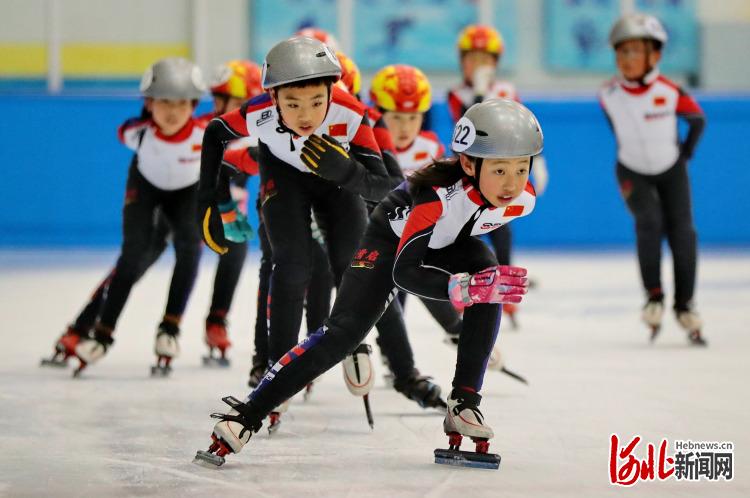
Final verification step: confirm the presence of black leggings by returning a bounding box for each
[246,232,501,419]
[252,208,334,368]
[259,160,368,365]
[210,240,248,315]
[395,292,463,337]
[98,166,202,330]
[72,211,170,333]
[616,161,697,310]
[73,194,246,332]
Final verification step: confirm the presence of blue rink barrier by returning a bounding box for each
[0,94,748,248]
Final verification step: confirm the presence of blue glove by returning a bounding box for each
[218,200,254,243]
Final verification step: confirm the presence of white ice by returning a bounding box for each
[0,249,748,498]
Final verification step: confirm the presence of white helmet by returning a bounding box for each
[140,57,206,100]
[609,13,668,48]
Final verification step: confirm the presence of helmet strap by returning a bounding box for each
[468,157,492,206]
[271,90,298,152]
[270,83,335,152]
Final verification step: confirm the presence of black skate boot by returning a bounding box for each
[152,318,180,377]
[394,370,447,411]
[193,396,264,468]
[41,325,85,368]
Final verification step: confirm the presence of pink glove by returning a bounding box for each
[448,265,528,309]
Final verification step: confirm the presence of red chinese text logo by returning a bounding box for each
[609,434,675,486]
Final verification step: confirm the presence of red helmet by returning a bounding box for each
[210,60,263,100]
[294,27,340,51]
[370,64,432,113]
[457,24,504,56]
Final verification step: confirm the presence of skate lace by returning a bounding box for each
[210,412,259,440]
[210,396,263,437]
[452,394,484,424]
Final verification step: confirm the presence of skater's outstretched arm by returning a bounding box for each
[199,107,249,197]
[198,105,255,254]
[675,87,705,163]
[392,188,450,300]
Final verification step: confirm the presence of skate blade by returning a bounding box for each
[268,414,282,434]
[193,450,225,468]
[434,398,448,411]
[649,326,661,343]
[434,448,501,470]
[688,332,707,347]
[202,356,230,368]
[40,358,68,368]
[500,367,528,385]
[268,422,281,434]
[150,365,172,377]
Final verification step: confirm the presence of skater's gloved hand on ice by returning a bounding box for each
[218,200,254,243]
[472,65,495,99]
[301,134,355,183]
[448,265,528,309]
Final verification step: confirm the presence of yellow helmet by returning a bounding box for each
[335,51,361,96]
[369,64,432,113]
[210,60,263,99]
[456,24,504,56]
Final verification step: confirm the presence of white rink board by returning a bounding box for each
[0,249,748,498]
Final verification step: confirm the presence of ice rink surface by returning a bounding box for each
[0,249,748,498]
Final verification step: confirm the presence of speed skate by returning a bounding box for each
[434,388,501,470]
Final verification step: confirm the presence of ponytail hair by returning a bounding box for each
[407,156,466,195]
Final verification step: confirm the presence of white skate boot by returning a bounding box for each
[193,396,261,467]
[444,388,494,440]
[152,320,180,376]
[435,388,500,469]
[72,325,114,377]
[642,299,664,341]
[342,343,375,428]
[676,308,707,346]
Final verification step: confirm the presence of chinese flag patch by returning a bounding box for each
[414,151,429,161]
[503,205,523,217]
[192,144,202,152]
[653,96,666,107]
[329,123,347,136]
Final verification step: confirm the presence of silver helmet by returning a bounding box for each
[261,36,342,90]
[451,99,543,158]
[609,13,668,47]
[140,57,206,99]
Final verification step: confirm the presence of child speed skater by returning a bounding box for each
[194,98,542,469]
[600,13,706,345]
[447,24,549,327]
